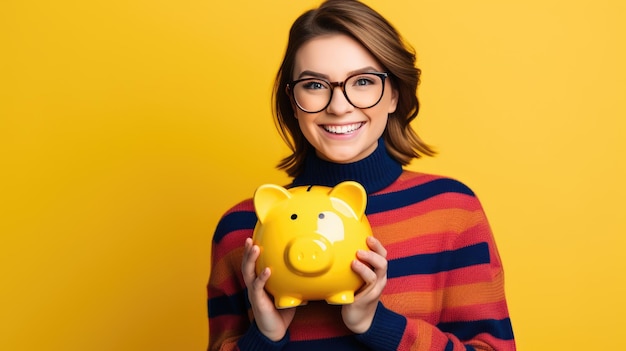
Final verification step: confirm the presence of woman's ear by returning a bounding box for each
[387,86,399,114]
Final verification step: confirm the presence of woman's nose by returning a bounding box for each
[325,87,354,115]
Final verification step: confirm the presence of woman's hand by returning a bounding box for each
[241,238,296,341]
[341,236,388,334]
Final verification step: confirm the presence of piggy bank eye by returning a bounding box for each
[318,213,325,219]
[291,214,297,220]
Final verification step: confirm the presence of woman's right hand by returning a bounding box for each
[241,237,296,341]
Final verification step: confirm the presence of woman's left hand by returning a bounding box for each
[341,236,388,334]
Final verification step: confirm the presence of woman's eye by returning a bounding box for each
[302,81,327,90]
[354,77,374,86]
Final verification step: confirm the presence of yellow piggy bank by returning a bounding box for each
[252,181,372,309]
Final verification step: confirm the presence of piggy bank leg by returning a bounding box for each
[274,295,307,309]
[326,291,355,305]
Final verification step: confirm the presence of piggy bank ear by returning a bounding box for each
[253,184,292,224]
[329,181,367,219]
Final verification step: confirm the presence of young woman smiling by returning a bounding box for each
[208,1,516,350]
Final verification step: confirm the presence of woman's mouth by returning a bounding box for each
[322,122,364,135]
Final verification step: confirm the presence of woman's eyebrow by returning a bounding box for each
[347,66,380,76]
[296,66,380,80]
[297,70,329,79]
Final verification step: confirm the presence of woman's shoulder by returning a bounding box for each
[212,197,256,245]
[212,181,293,244]
[367,170,486,218]
[221,197,255,216]
[382,170,476,197]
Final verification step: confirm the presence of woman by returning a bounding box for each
[208,1,516,350]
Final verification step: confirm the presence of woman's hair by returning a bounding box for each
[273,0,435,177]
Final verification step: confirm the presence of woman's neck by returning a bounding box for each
[291,138,402,194]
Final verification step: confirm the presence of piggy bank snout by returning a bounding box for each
[285,236,333,275]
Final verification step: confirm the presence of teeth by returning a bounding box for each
[323,123,362,134]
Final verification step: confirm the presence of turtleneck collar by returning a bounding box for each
[290,138,403,194]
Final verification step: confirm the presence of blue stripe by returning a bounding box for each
[208,291,248,317]
[213,211,257,243]
[446,341,476,351]
[388,243,490,278]
[367,178,475,215]
[285,336,366,351]
[438,318,515,341]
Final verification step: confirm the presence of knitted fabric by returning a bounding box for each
[207,139,515,350]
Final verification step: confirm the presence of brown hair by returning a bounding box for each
[273,0,435,177]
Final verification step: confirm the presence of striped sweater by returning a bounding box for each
[207,140,515,350]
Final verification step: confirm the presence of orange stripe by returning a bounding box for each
[382,290,444,317]
[382,277,506,317]
[444,275,506,308]
[414,319,434,350]
[373,208,486,245]
[209,247,244,289]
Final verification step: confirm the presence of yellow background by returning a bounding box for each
[1,0,624,350]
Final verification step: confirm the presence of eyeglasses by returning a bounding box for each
[287,72,388,113]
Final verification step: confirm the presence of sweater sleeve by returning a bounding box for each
[207,203,290,351]
[358,178,516,350]
[356,250,515,350]
[358,270,515,350]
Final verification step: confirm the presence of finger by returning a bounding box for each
[366,236,387,258]
[352,258,378,284]
[242,238,260,283]
[242,238,255,270]
[252,267,271,291]
[356,249,388,274]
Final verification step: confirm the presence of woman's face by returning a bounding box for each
[292,34,398,164]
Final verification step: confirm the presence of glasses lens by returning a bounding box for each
[291,73,385,113]
[292,79,331,113]
[344,73,385,109]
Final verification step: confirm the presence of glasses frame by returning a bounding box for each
[287,72,389,113]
